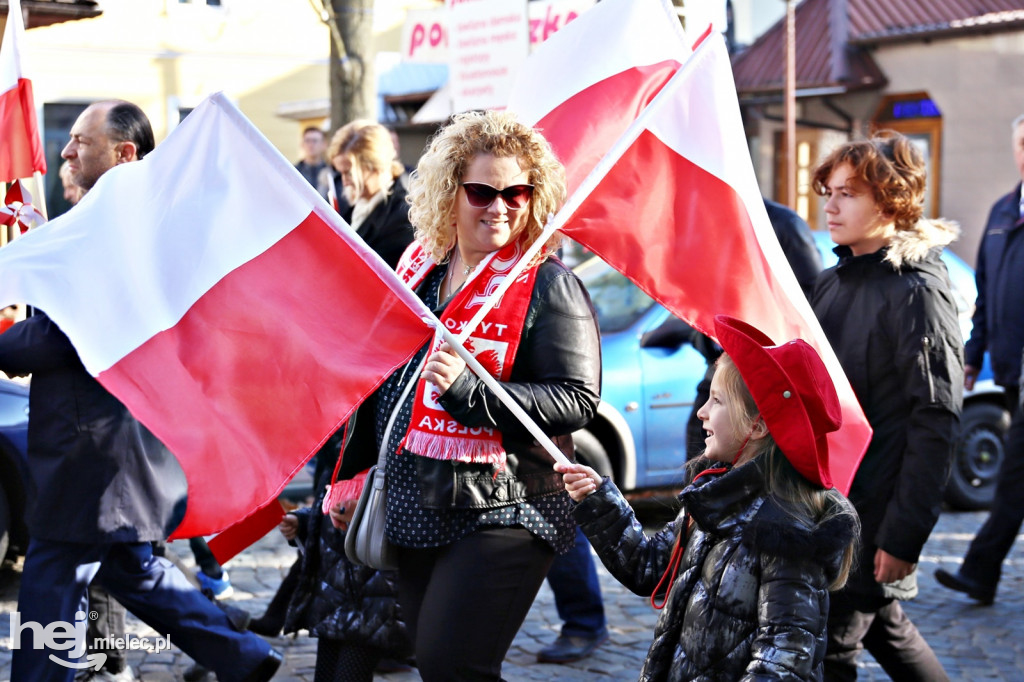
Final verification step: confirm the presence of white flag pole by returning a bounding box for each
[439,325,571,466]
[32,171,48,221]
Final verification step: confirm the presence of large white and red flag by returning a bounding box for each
[0,0,47,182]
[553,34,871,494]
[0,93,435,539]
[506,0,691,192]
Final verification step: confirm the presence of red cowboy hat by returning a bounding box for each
[713,315,842,488]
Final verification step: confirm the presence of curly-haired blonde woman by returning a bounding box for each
[811,130,963,681]
[335,110,602,681]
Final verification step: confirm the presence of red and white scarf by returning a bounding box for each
[396,239,539,466]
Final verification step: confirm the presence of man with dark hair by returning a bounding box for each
[2,100,281,682]
[295,125,329,197]
[62,100,153,192]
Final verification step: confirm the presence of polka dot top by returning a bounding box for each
[380,265,575,556]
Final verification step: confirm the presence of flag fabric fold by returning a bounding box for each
[507,0,690,192]
[0,0,47,182]
[553,34,870,494]
[0,93,436,538]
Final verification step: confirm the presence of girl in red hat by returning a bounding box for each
[557,314,859,681]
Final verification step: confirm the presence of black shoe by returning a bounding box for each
[217,601,253,631]
[536,631,609,664]
[934,568,995,605]
[248,614,284,637]
[241,649,283,682]
[182,662,212,682]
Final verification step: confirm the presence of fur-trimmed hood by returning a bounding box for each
[884,218,960,268]
[743,495,860,586]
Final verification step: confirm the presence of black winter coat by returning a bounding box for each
[812,221,963,601]
[340,183,415,270]
[575,459,857,682]
[283,455,410,655]
[0,313,186,543]
[964,182,1024,388]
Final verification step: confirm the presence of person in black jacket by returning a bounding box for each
[811,131,963,681]
[0,100,280,682]
[329,120,415,270]
[557,314,859,681]
[935,113,1024,606]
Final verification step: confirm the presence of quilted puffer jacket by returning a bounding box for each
[574,458,858,681]
[283,462,411,656]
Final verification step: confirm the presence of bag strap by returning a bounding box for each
[377,352,428,468]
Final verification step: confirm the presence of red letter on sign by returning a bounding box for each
[429,22,445,48]
[409,23,425,58]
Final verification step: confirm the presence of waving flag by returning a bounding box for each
[0,0,47,182]
[507,0,691,192]
[555,34,870,494]
[2,179,45,233]
[0,93,435,538]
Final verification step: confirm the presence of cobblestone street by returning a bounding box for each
[2,507,1022,681]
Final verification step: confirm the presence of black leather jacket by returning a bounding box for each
[339,257,601,509]
[576,459,858,682]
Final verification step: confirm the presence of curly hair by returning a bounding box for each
[811,130,927,232]
[406,110,567,263]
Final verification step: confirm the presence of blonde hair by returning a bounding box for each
[688,354,859,590]
[406,110,566,263]
[328,121,403,201]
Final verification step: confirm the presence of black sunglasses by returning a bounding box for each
[460,182,534,210]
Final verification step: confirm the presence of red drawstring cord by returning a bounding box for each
[326,423,350,489]
[649,426,756,610]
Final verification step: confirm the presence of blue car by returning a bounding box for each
[571,233,1009,510]
[0,375,30,563]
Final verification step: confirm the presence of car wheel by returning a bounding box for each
[945,401,1010,510]
[572,430,614,479]
[0,478,10,562]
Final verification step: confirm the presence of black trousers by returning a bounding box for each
[314,638,381,682]
[396,527,554,682]
[960,387,1024,591]
[824,594,948,682]
[85,584,128,673]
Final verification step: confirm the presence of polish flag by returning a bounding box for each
[0,0,47,182]
[0,93,435,538]
[557,34,870,493]
[506,0,691,192]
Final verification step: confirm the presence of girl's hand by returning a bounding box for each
[278,514,299,541]
[421,342,466,394]
[555,462,602,502]
[328,499,357,530]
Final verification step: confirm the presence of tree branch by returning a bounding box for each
[307,0,348,60]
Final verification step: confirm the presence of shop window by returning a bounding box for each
[872,92,942,218]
